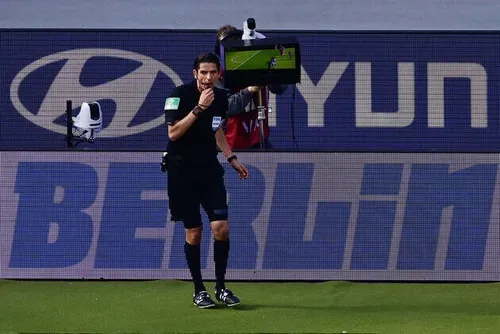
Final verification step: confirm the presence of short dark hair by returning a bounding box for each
[193,53,220,72]
[214,25,243,56]
[216,25,238,41]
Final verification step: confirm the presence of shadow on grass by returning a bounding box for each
[228,303,500,316]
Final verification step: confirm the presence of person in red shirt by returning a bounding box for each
[215,24,287,150]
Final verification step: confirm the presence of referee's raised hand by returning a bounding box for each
[198,88,214,110]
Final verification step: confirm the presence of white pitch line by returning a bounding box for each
[231,50,262,70]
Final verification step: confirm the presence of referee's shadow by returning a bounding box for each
[224,304,257,311]
[223,303,500,316]
[208,304,259,311]
[218,303,334,311]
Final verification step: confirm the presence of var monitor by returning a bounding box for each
[220,37,301,88]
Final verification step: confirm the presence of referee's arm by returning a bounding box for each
[215,127,234,159]
[167,105,204,141]
[215,127,249,179]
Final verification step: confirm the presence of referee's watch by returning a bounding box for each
[227,155,237,163]
[192,106,203,117]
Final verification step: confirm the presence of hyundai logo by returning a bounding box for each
[10,48,183,137]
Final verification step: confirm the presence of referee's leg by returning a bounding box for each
[183,220,205,295]
[168,162,215,308]
[203,163,230,294]
[210,218,230,292]
[202,162,240,306]
[207,206,240,306]
[183,217,216,308]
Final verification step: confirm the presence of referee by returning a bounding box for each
[164,53,255,308]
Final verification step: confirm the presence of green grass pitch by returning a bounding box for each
[1,280,500,333]
[225,48,295,70]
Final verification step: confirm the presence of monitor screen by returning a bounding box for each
[221,37,301,88]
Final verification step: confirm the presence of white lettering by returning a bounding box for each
[269,62,488,130]
[427,62,487,128]
[298,63,349,127]
[355,62,415,127]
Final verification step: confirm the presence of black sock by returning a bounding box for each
[184,242,205,294]
[214,239,230,291]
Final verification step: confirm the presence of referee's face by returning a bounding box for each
[194,62,219,92]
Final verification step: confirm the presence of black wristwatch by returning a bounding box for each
[227,155,237,163]
[192,106,203,117]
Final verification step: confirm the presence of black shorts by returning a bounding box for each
[167,158,228,229]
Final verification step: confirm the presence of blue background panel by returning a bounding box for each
[1,30,499,152]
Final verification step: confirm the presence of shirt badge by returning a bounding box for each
[212,116,222,131]
[164,97,180,110]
